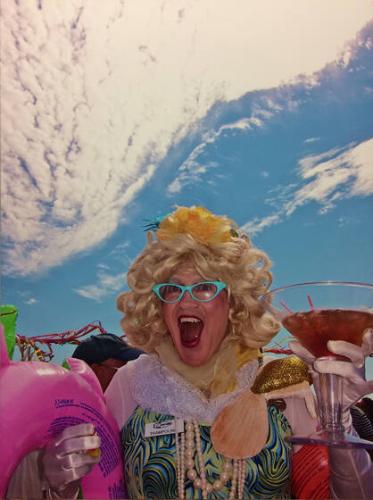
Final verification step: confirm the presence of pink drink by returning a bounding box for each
[283,309,373,358]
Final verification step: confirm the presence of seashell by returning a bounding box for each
[251,356,312,394]
[211,390,268,459]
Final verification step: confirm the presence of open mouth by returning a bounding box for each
[178,316,204,348]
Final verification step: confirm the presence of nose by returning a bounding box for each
[179,289,195,305]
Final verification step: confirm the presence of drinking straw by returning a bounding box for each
[307,294,315,310]
[280,300,293,313]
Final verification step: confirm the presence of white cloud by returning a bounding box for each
[287,139,373,215]
[2,0,372,275]
[74,270,126,302]
[241,215,282,236]
[168,161,214,194]
[304,137,320,144]
[297,145,349,177]
[241,138,373,234]
[337,216,359,228]
[167,110,277,195]
[24,297,38,305]
[108,242,131,259]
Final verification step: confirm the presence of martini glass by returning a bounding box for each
[261,281,373,449]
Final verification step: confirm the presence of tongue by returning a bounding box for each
[180,321,203,347]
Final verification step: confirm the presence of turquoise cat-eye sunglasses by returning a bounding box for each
[152,281,227,304]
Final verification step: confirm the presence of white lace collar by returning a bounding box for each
[129,354,259,424]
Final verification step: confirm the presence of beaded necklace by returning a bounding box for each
[175,419,246,499]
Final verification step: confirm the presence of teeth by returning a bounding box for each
[179,317,202,323]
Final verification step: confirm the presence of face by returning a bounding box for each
[161,268,230,367]
[91,358,126,391]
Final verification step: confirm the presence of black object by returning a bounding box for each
[72,333,143,365]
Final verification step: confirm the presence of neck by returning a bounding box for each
[155,336,259,398]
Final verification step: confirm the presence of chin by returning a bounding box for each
[178,349,210,367]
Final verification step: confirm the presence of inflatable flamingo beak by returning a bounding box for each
[67,357,103,396]
[0,326,10,367]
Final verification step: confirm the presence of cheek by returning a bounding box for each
[208,298,230,336]
[162,304,170,323]
[162,305,177,335]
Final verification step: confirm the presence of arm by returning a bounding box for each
[290,329,373,500]
[6,424,100,500]
[6,450,46,499]
[42,423,101,499]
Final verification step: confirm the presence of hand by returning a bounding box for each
[42,423,101,497]
[289,329,373,428]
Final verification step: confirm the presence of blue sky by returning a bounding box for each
[1,2,373,381]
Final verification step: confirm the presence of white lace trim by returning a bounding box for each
[129,354,259,424]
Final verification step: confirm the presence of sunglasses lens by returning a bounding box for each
[158,284,182,302]
[192,283,218,300]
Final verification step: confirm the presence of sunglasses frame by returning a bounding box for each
[152,280,227,304]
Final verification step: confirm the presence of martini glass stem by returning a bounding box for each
[318,371,344,434]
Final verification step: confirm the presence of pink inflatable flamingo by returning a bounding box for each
[0,326,125,499]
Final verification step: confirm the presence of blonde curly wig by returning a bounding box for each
[117,208,280,352]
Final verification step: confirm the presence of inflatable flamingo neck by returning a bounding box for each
[0,326,10,366]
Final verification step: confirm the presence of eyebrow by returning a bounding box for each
[168,277,188,284]
[167,277,209,285]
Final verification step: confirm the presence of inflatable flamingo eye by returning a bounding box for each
[0,327,125,499]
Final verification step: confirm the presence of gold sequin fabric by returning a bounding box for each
[251,356,312,394]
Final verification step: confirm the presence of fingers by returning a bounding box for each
[327,340,365,368]
[290,329,373,369]
[313,358,363,383]
[57,434,101,455]
[54,423,96,446]
[327,328,373,367]
[60,448,101,470]
[288,341,315,364]
[42,423,102,494]
[361,328,373,356]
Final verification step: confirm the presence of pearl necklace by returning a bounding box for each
[175,419,246,499]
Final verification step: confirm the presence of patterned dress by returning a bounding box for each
[121,405,292,499]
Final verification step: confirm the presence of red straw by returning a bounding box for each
[264,348,293,355]
[307,294,315,310]
[280,300,293,314]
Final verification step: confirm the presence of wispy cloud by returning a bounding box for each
[74,270,126,302]
[297,145,348,176]
[24,297,38,305]
[286,139,373,215]
[2,1,371,275]
[168,161,217,194]
[337,216,359,228]
[304,137,320,144]
[241,215,282,236]
[167,108,280,195]
[241,138,373,235]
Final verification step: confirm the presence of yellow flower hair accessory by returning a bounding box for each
[156,206,237,245]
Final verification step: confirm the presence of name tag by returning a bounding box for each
[145,418,184,438]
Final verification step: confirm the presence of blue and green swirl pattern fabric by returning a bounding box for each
[121,405,292,499]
